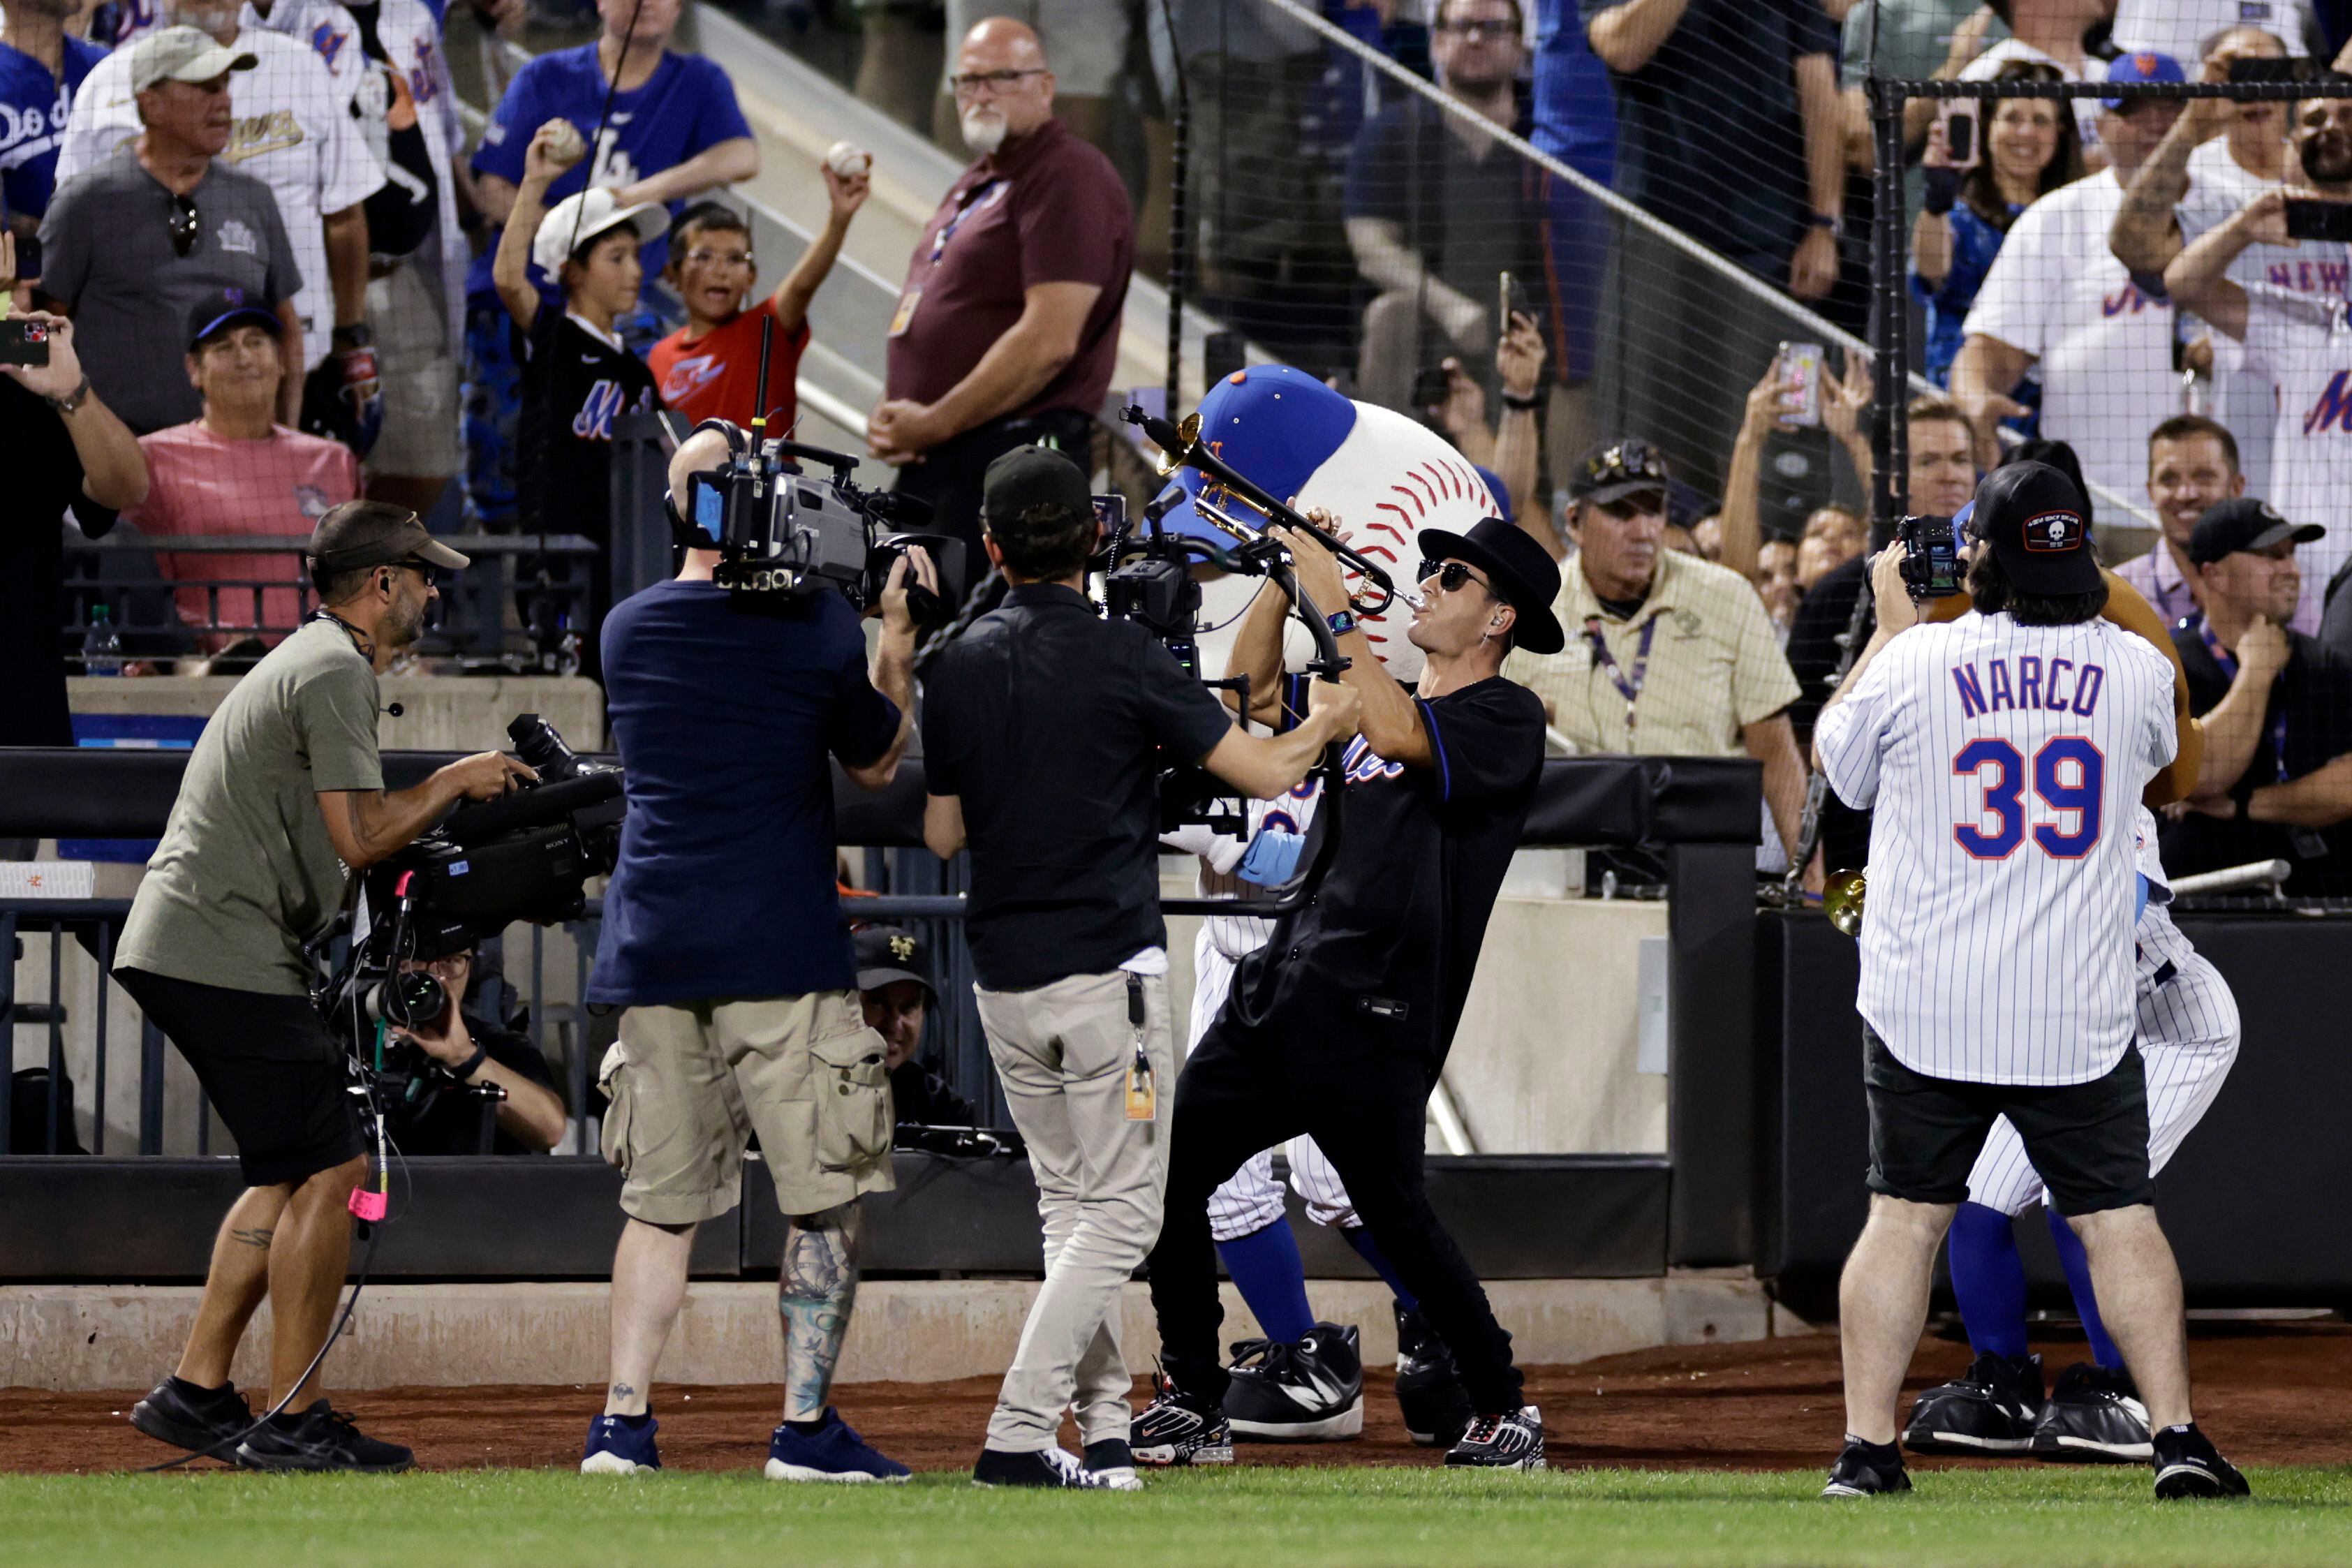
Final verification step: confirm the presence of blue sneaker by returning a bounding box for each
[581,1412,660,1474]
[764,1409,911,1483]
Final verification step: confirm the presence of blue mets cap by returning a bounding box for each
[2103,51,2185,110]
[1148,366,1359,546]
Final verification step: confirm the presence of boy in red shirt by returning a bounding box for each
[649,154,871,434]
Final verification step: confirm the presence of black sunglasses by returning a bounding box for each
[168,194,200,258]
[1417,559,1491,594]
[391,556,441,589]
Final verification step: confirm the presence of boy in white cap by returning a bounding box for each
[491,117,665,664]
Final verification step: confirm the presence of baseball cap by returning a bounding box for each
[2187,496,2323,566]
[308,500,470,577]
[185,287,281,352]
[1965,459,2101,596]
[1570,438,1671,507]
[981,444,1092,528]
[128,25,258,94]
[2103,51,2185,110]
[852,925,936,998]
[532,187,668,279]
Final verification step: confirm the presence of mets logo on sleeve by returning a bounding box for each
[2021,510,2083,552]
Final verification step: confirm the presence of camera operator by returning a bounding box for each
[577,426,936,1483]
[383,946,566,1155]
[115,500,533,1474]
[921,445,1363,1488]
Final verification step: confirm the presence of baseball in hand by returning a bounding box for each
[541,119,586,166]
[825,140,872,179]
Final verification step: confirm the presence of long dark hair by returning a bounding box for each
[1962,62,2085,232]
[1967,548,2108,626]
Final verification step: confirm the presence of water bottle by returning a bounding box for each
[82,604,124,676]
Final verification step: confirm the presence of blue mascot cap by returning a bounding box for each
[1149,366,1359,546]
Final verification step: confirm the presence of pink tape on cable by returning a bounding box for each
[348,1190,388,1221]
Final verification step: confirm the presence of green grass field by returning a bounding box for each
[4,1466,2349,1568]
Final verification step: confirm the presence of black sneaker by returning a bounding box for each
[1822,1435,1911,1498]
[1901,1352,2044,1456]
[128,1375,255,1458]
[233,1400,414,1473]
[2152,1423,2251,1500]
[1082,1437,1144,1491]
[1225,1323,1364,1442]
[972,1446,1120,1489]
[1130,1373,1234,1466]
[1394,1306,1474,1449]
[1443,1404,1544,1470]
[2031,1362,2151,1463]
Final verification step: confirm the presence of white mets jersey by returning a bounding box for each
[1817,612,2176,1085]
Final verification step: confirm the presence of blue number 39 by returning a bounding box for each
[1952,737,2103,859]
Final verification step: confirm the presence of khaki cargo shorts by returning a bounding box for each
[599,990,897,1223]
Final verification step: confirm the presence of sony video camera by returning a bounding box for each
[680,422,963,619]
[1896,513,1965,602]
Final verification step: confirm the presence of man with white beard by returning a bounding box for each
[870,15,1134,568]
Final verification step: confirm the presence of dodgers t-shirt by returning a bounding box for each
[590,579,900,1006]
[0,34,106,220]
[469,45,751,294]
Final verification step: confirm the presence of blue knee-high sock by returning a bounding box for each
[2045,1207,2124,1370]
[1947,1201,2030,1360]
[1216,1220,1317,1343]
[1341,1225,1419,1315]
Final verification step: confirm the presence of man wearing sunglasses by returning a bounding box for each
[1507,438,1810,869]
[117,500,530,1473]
[1136,516,1563,1473]
[36,27,304,436]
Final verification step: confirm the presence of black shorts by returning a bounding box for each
[1863,1027,2153,1215]
[114,968,364,1188]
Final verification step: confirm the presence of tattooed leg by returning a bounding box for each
[779,1204,862,1423]
[177,1184,293,1387]
[605,1218,697,1416]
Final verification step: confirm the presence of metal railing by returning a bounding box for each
[60,533,601,666]
[1,871,991,1157]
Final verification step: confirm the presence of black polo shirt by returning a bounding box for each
[922,582,1236,990]
[0,378,119,747]
[1228,675,1546,1065]
[2166,623,2352,897]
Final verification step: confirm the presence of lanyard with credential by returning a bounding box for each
[929,178,1002,262]
[2198,620,2291,784]
[1584,612,1659,735]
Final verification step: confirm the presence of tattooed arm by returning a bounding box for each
[778,1204,862,1423]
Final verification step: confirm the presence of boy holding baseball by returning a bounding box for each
[649,148,871,433]
[493,119,667,667]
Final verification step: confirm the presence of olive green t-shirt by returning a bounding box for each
[119,620,384,996]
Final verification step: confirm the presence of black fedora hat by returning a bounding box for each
[1414,518,1565,654]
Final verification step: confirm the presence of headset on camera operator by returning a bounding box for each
[572,420,938,1482]
[113,501,533,1474]
[918,444,1363,1487]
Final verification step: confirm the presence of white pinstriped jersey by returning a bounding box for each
[1817,613,2176,1085]
[1967,806,2242,1215]
[1187,778,1324,963]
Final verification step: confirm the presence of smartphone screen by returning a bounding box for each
[2284,198,2352,244]
[1941,102,1980,170]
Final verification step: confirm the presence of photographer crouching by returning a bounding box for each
[922,447,1363,1488]
[382,947,567,1155]
[576,427,935,1482]
[116,503,534,1472]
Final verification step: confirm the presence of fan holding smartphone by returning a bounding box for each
[1912,62,2085,393]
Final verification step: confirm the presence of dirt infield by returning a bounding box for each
[8,1322,2347,1475]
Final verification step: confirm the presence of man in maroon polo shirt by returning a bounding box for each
[869,16,1133,566]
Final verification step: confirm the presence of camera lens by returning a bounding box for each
[367,970,447,1030]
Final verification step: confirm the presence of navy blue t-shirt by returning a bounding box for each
[468,45,752,297]
[589,579,898,1007]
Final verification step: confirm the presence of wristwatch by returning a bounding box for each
[452,1042,489,1080]
[44,373,91,415]
[332,322,374,350]
[1499,387,1543,412]
[1808,212,1842,239]
[1326,608,1357,638]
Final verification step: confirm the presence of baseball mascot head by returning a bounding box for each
[1151,366,1509,683]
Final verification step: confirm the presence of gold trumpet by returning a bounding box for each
[1824,868,1867,937]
